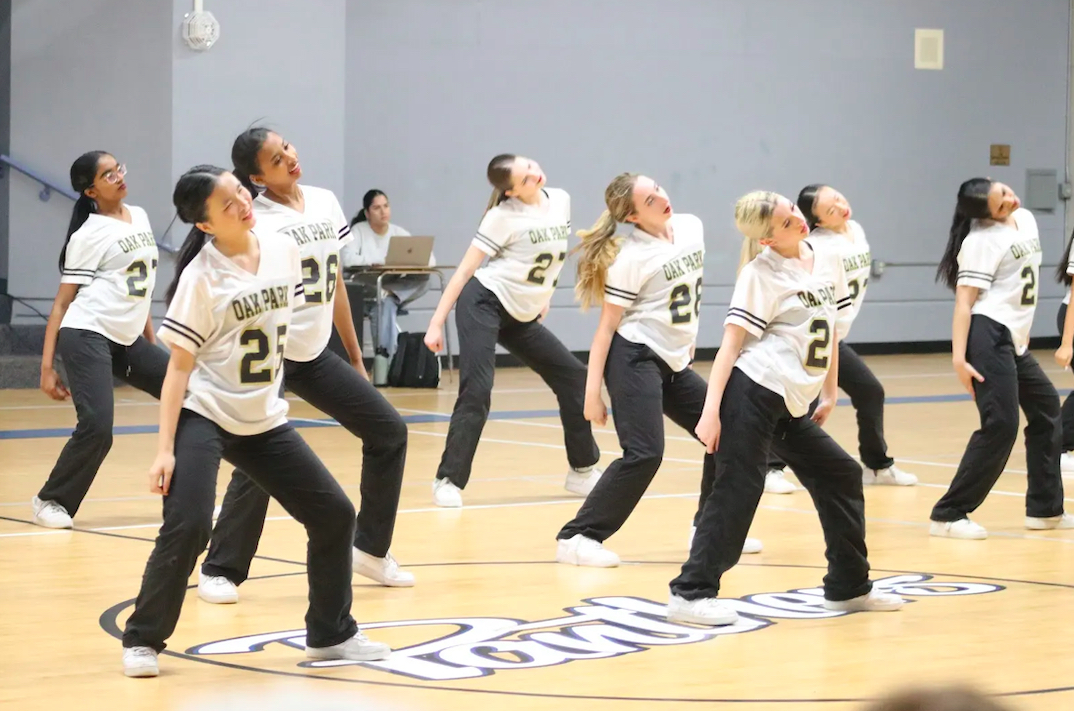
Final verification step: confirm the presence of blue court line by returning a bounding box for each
[1,391,1071,442]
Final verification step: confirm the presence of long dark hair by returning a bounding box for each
[936,178,993,290]
[166,165,226,304]
[797,184,825,230]
[231,126,271,197]
[485,153,517,214]
[1058,228,1074,286]
[350,189,387,227]
[58,151,108,272]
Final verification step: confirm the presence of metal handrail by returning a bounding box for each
[0,153,177,253]
[0,154,78,201]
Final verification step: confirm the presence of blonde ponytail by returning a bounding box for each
[573,172,639,310]
[733,190,780,273]
[575,210,622,310]
[485,187,506,214]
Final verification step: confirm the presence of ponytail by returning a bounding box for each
[350,208,367,227]
[58,194,98,272]
[1057,227,1074,286]
[797,184,825,230]
[166,164,227,304]
[733,190,779,274]
[936,178,992,290]
[350,189,385,226]
[574,210,623,310]
[484,154,516,215]
[231,126,271,198]
[166,226,211,305]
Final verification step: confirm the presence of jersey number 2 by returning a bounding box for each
[527,252,567,286]
[805,318,832,369]
[125,259,158,298]
[239,324,288,385]
[1020,266,1037,306]
[669,278,703,324]
[302,254,340,304]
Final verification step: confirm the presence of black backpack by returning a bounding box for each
[388,332,440,388]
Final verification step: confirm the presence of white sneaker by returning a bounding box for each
[864,465,918,486]
[555,534,620,567]
[1025,512,1074,530]
[764,469,797,494]
[31,496,73,529]
[353,548,415,587]
[1062,452,1074,474]
[198,571,239,604]
[823,588,905,612]
[688,526,763,555]
[122,646,159,678]
[929,518,988,540]
[306,630,391,662]
[564,465,603,496]
[432,478,462,508]
[666,594,739,626]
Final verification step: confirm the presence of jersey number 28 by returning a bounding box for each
[239,324,288,385]
[669,278,703,324]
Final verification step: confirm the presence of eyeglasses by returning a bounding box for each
[100,164,127,184]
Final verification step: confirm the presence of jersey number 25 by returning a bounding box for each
[239,324,288,385]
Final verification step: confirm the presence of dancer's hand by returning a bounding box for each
[584,391,608,426]
[150,451,176,495]
[695,414,721,454]
[812,397,835,426]
[424,323,443,353]
[953,359,984,399]
[40,367,69,401]
[1056,343,1073,369]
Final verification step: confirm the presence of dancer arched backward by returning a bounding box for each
[424,154,602,508]
[555,173,762,567]
[668,190,903,626]
[764,185,917,494]
[930,178,1070,539]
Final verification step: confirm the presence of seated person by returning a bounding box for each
[340,189,435,358]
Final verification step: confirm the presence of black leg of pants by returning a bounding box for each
[37,328,169,515]
[931,315,1064,522]
[671,368,871,602]
[123,411,358,652]
[1056,304,1074,452]
[203,348,408,584]
[768,341,893,471]
[436,278,598,488]
[558,334,708,542]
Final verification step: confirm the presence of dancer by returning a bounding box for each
[424,154,602,507]
[556,173,761,566]
[667,190,903,625]
[198,129,411,607]
[121,166,389,677]
[930,178,1070,539]
[34,150,167,528]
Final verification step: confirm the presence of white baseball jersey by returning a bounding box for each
[473,187,570,322]
[956,208,1041,355]
[252,187,351,362]
[807,220,871,338]
[727,241,852,417]
[604,214,705,372]
[158,230,305,436]
[1064,256,1074,305]
[60,206,158,346]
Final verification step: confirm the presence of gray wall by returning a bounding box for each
[345,0,1072,350]
[6,0,173,320]
[0,0,11,296]
[3,0,1071,350]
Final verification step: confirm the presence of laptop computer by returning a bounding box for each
[382,236,434,267]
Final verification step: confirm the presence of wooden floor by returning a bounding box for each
[1,351,1073,711]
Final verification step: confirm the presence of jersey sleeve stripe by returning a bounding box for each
[604,285,639,299]
[337,224,351,238]
[62,268,97,276]
[956,270,994,282]
[726,307,767,329]
[473,232,504,254]
[161,318,206,347]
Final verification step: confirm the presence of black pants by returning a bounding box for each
[932,315,1064,521]
[558,334,713,542]
[769,341,893,471]
[436,278,599,488]
[37,327,169,515]
[1056,304,1074,452]
[202,348,408,585]
[123,411,358,652]
[671,368,871,602]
